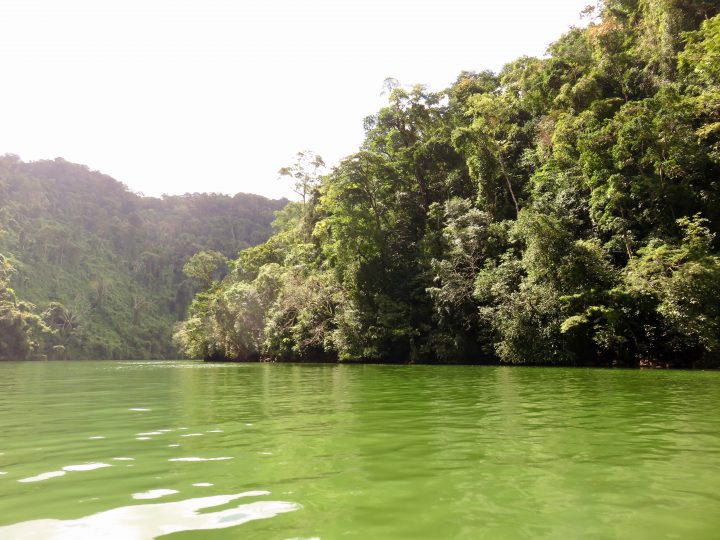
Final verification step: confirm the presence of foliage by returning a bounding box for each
[278,151,326,206]
[179,3,719,367]
[0,157,284,359]
[183,251,228,290]
[0,253,52,359]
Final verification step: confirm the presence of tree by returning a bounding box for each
[0,254,51,360]
[182,251,228,290]
[427,198,509,360]
[453,92,526,218]
[175,6,720,368]
[278,151,325,206]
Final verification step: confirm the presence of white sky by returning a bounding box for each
[0,0,590,200]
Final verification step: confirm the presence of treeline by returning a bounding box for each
[0,156,285,359]
[176,0,720,368]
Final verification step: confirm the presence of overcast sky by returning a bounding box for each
[0,0,590,200]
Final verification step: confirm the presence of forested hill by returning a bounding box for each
[0,155,286,359]
[176,0,720,368]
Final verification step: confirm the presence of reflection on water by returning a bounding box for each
[0,491,299,539]
[168,456,233,462]
[0,361,719,539]
[19,463,113,483]
[18,471,67,483]
[62,463,112,472]
[132,489,179,499]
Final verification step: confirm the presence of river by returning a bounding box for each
[0,361,718,539]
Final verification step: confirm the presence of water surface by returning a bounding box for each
[0,361,718,538]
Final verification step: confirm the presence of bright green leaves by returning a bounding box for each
[624,216,720,361]
[679,14,720,165]
[176,1,720,367]
[567,85,713,257]
[0,254,52,360]
[680,14,720,86]
[182,251,228,290]
[454,92,528,218]
[472,212,618,365]
[278,151,325,206]
[427,198,510,360]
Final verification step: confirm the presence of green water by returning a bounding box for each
[0,361,719,539]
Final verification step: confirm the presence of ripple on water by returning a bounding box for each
[63,463,112,472]
[169,457,233,462]
[0,491,299,539]
[132,489,179,500]
[18,463,112,483]
[18,471,66,483]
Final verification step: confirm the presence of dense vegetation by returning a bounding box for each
[176,0,720,368]
[0,156,285,359]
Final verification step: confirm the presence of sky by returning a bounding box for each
[0,0,591,200]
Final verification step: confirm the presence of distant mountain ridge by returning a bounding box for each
[0,154,286,359]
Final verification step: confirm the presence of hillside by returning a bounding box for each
[0,155,285,359]
[176,0,720,368]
